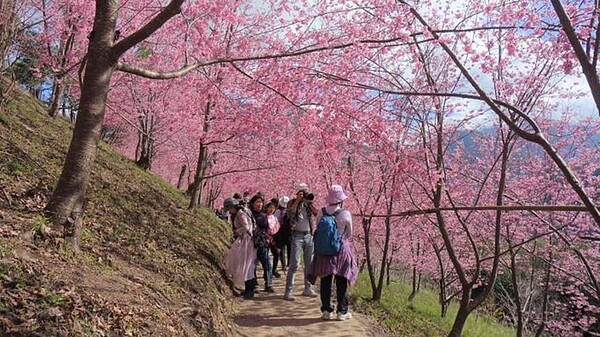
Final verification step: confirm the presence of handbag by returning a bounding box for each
[242,208,268,248]
[252,227,269,248]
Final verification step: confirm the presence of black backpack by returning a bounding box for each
[274,212,291,248]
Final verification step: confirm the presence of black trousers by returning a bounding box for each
[270,244,282,273]
[320,274,349,314]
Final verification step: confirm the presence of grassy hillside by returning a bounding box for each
[351,274,519,337]
[0,82,234,336]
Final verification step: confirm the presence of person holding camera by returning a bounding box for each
[283,183,318,300]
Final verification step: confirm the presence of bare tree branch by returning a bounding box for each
[361,204,598,218]
[200,165,282,180]
[550,0,600,116]
[111,0,184,58]
[398,0,600,228]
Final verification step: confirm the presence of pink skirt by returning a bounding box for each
[307,238,358,286]
[225,234,256,287]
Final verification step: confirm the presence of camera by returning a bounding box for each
[305,193,315,203]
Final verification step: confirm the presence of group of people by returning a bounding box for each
[223,183,359,321]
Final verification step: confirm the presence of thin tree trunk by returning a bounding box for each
[177,165,187,189]
[386,256,392,286]
[188,142,207,209]
[448,293,472,337]
[188,100,212,209]
[48,80,64,117]
[49,32,75,117]
[374,191,394,302]
[362,216,378,300]
[509,244,524,337]
[433,242,448,317]
[535,250,553,337]
[408,263,418,301]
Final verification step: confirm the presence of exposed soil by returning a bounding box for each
[231,268,392,337]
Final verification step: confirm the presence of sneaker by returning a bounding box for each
[243,291,254,300]
[321,311,332,320]
[302,289,317,297]
[265,286,275,293]
[337,312,352,321]
[273,271,281,278]
[283,293,295,301]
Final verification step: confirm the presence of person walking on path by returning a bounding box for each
[283,183,318,300]
[249,194,274,293]
[307,185,358,321]
[224,198,258,299]
[274,196,290,271]
[265,201,283,278]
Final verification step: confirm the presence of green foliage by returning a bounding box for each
[33,215,51,238]
[136,45,153,58]
[7,159,26,175]
[43,293,68,307]
[351,274,520,337]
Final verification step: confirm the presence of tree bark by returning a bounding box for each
[550,0,600,117]
[0,0,18,71]
[177,165,187,190]
[188,141,208,209]
[374,187,394,302]
[135,109,155,170]
[45,1,119,237]
[45,0,184,240]
[48,32,75,117]
[448,292,472,337]
[433,242,449,317]
[48,80,64,118]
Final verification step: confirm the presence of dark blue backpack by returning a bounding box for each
[314,208,344,256]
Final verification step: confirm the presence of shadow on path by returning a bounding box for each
[230,267,380,337]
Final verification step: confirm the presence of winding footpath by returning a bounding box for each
[231,267,389,337]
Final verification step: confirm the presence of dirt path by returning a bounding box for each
[231,268,389,337]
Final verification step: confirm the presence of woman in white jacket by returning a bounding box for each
[224,197,257,299]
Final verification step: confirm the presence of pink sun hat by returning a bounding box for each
[325,185,348,205]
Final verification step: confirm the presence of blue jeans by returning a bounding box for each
[256,246,272,287]
[284,232,314,294]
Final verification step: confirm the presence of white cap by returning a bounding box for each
[297,183,308,192]
[279,196,290,208]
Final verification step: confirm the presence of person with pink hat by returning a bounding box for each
[307,184,358,321]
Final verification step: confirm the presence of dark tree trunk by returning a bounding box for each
[45,0,184,244]
[177,165,187,190]
[0,1,18,69]
[386,257,392,286]
[45,2,119,243]
[188,100,212,209]
[535,250,553,337]
[432,242,448,317]
[135,111,155,170]
[408,264,418,301]
[448,292,472,337]
[188,142,208,209]
[48,80,64,117]
[48,32,75,117]
[509,248,524,337]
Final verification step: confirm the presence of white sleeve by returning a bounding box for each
[337,210,353,238]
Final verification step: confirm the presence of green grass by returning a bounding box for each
[350,274,518,337]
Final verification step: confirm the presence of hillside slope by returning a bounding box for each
[0,82,234,336]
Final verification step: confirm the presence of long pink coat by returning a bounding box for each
[225,209,256,287]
